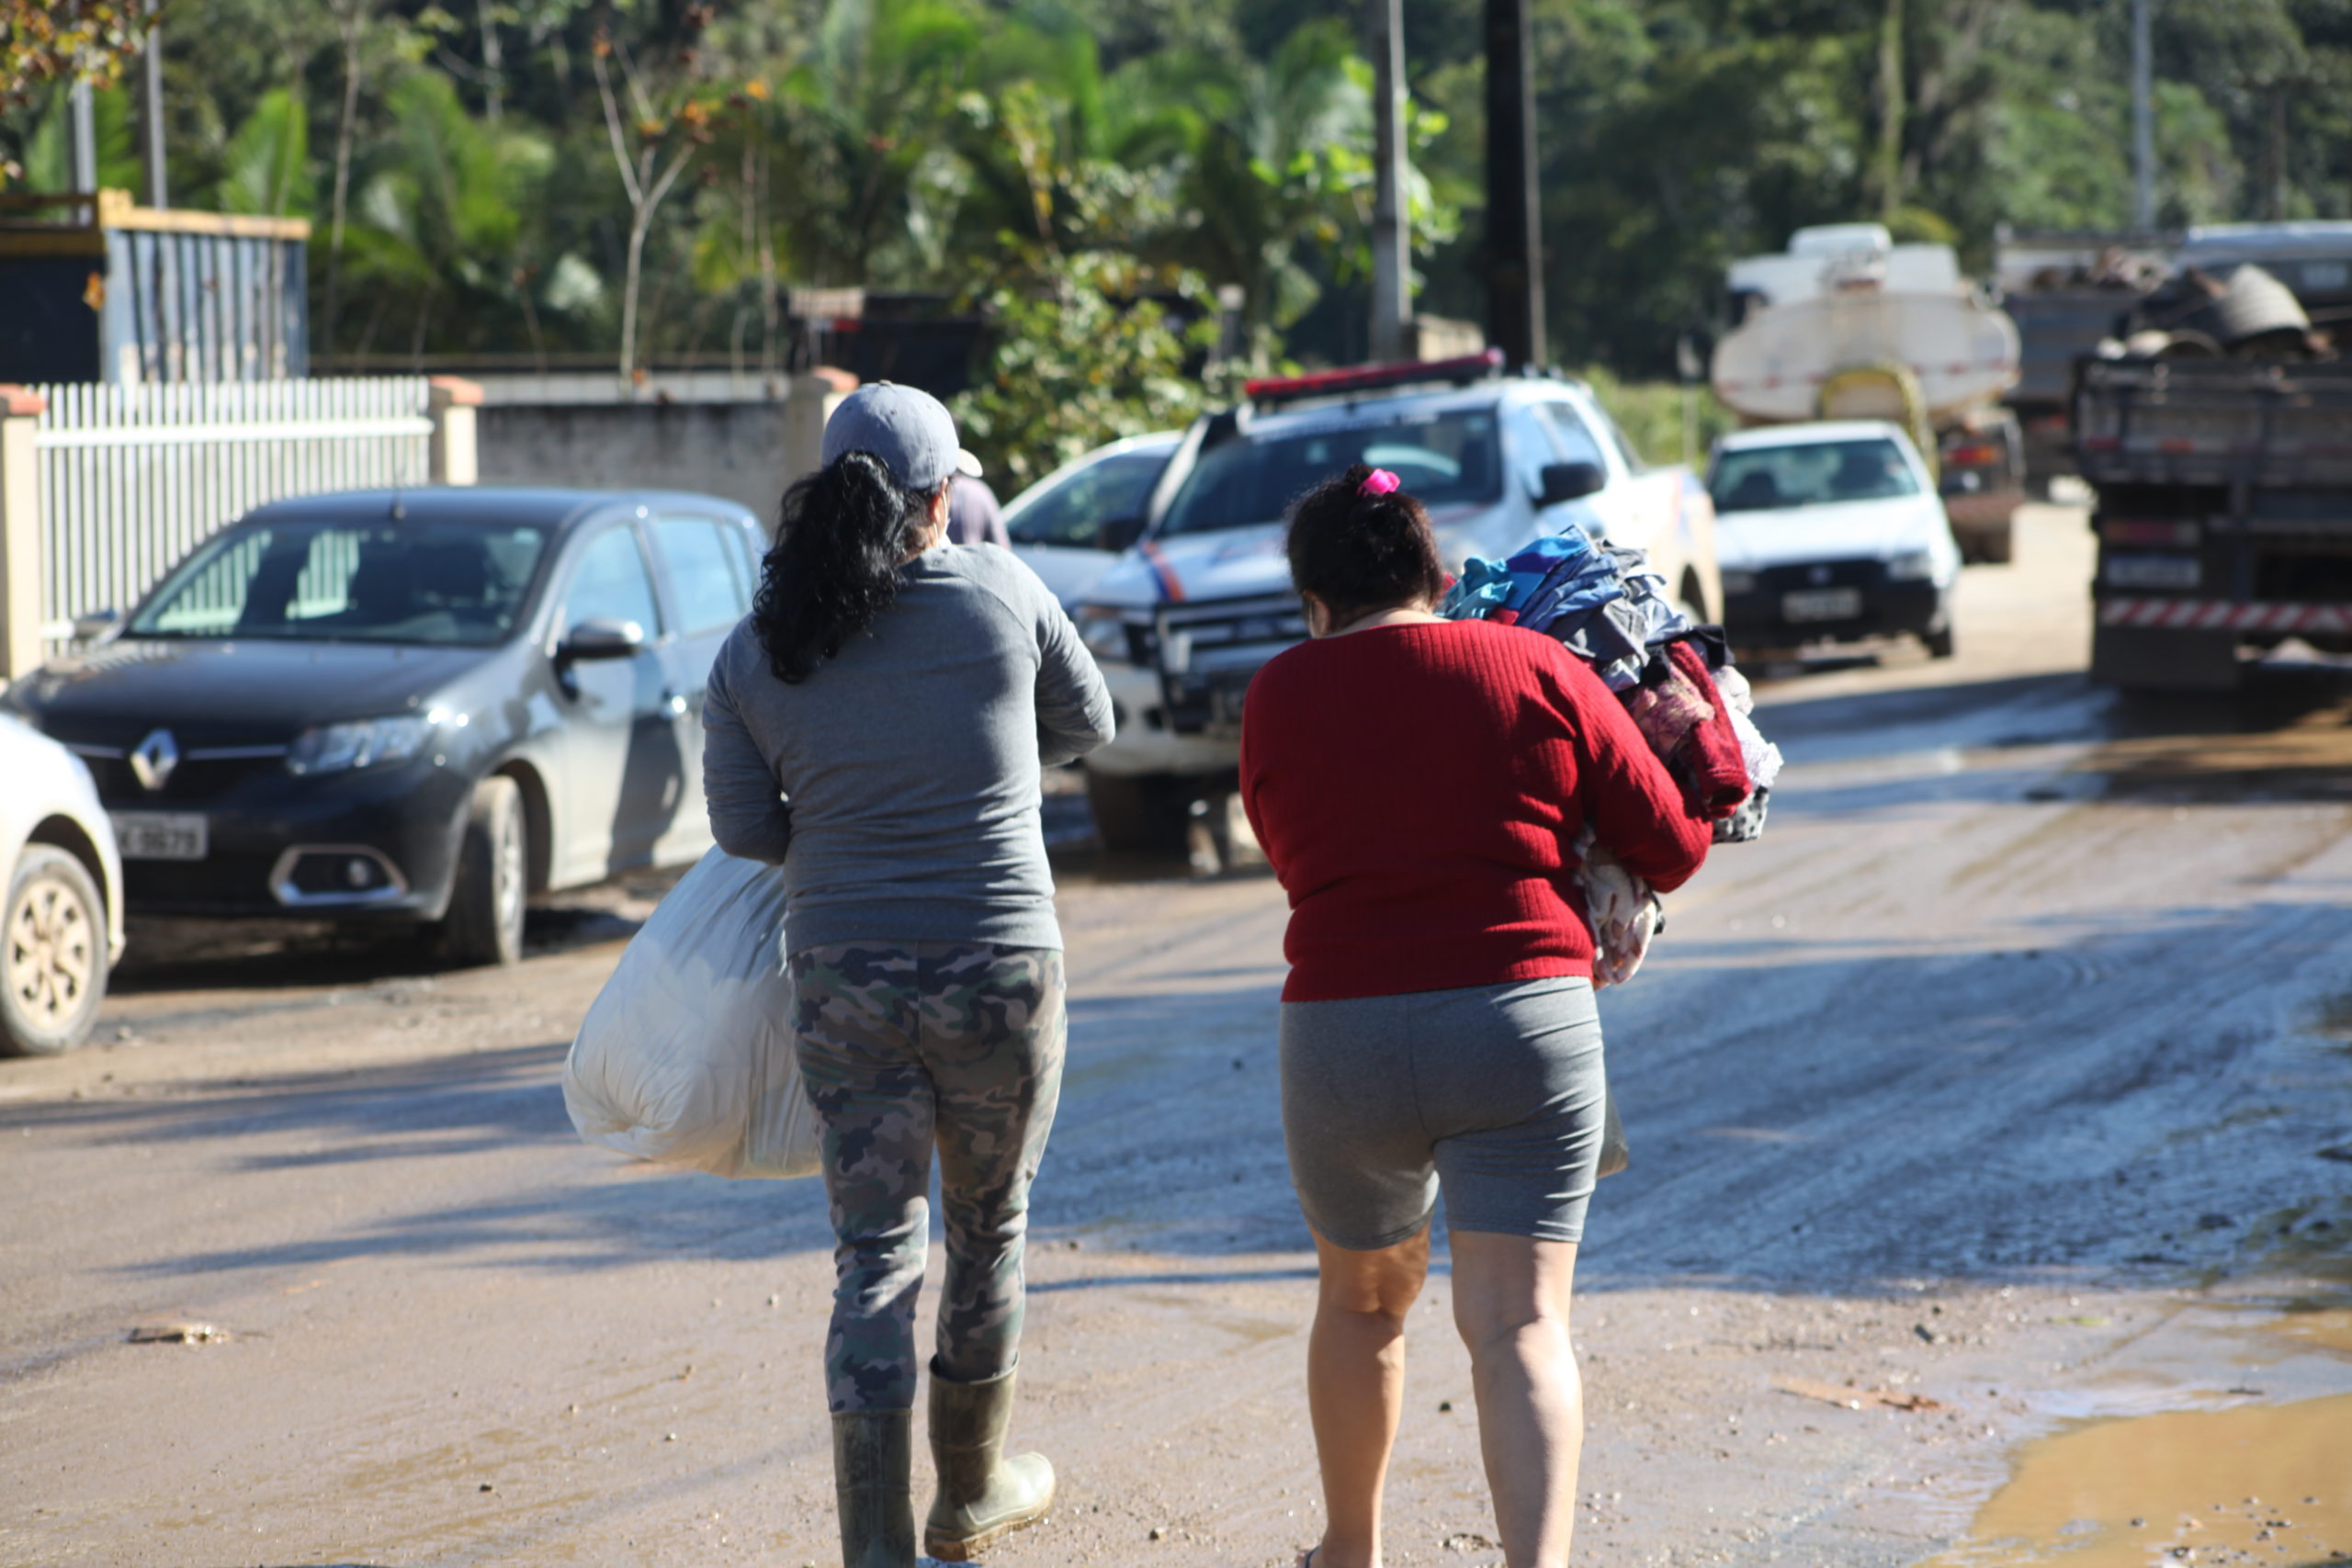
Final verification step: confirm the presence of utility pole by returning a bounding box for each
[1368,0,1410,363]
[67,80,98,197]
[2132,0,2154,230]
[1484,0,1544,368]
[141,0,167,207]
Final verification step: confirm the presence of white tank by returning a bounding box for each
[1713,229,2020,423]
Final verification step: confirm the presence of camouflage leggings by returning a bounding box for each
[789,942,1066,1414]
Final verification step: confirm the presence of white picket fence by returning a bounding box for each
[31,378,435,646]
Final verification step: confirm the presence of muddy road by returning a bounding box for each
[5,503,2350,1568]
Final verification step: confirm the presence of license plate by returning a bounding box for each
[1781,587,1863,623]
[110,811,208,861]
[2103,553,2200,590]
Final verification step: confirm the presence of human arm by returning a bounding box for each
[1034,592,1116,766]
[700,648,794,864]
[1238,687,1285,883]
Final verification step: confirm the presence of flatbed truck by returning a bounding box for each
[2079,356,2352,691]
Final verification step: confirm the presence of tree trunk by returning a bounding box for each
[515,267,547,372]
[758,140,779,379]
[477,0,503,124]
[323,12,364,354]
[1871,0,1904,220]
[2267,84,2290,220]
[620,209,649,385]
[409,286,435,368]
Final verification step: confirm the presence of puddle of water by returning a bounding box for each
[2269,1309,2352,1359]
[1130,1290,1298,1349]
[1913,1393,2352,1567]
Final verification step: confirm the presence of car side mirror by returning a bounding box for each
[1095,514,1146,552]
[558,616,646,661]
[71,607,122,640]
[1536,461,1606,507]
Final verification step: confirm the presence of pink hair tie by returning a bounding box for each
[1359,468,1401,497]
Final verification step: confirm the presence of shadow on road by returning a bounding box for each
[114,866,690,994]
[33,890,2347,1314]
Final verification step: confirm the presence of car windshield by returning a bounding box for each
[1006,449,1169,547]
[1710,438,1920,513]
[1158,408,1503,536]
[129,519,548,645]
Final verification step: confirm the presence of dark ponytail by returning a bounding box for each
[1285,462,1445,627]
[752,450,933,682]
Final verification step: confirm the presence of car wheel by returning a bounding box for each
[436,774,527,968]
[1086,770,1185,853]
[2,845,109,1056]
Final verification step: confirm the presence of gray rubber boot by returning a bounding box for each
[831,1410,917,1568]
[922,1360,1056,1562]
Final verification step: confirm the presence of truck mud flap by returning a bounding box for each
[2089,623,2240,693]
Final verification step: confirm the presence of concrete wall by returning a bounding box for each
[475,398,793,524]
[471,370,856,527]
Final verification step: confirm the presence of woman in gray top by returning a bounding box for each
[702,383,1114,1568]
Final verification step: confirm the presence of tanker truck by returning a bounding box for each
[1713,224,2027,562]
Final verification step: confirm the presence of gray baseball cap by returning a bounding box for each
[820,381,974,491]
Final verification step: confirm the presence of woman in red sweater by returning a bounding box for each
[1239,466,1712,1568]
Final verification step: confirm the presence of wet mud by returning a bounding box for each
[1918,1394,2352,1568]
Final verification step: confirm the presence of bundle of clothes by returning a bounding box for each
[1440,529,1783,986]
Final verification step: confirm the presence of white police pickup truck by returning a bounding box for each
[1071,352,1722,849]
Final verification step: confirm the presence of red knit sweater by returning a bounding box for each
[1238,619,1713,1002]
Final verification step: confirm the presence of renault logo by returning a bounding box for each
[130,728,179,792]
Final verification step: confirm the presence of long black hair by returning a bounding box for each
[1285,463,1445,627]
[752,450,935,682]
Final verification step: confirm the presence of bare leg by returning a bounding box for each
[1448,1229,1581,1568]
[1306,1225,1430,1568]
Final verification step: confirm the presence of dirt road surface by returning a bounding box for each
[6,503,2350,1567]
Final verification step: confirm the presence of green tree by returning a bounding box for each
[951,249,1218,490]
[211,86,312,216]
[15,78,139,189]
[3,0,152,115]
[339,71,553,356]
[774,0,981,284]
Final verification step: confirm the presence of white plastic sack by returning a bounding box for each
[562,847,821,1179]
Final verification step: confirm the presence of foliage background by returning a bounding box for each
[5,0,2347,462]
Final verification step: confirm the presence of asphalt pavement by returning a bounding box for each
[4,501,2349,1568]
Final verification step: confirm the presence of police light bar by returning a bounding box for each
[1244,348,1506,405]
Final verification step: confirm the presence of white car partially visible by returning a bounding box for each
[1004,433,1182,609]
[1,713,125,1055]
[1707,420,1962,660]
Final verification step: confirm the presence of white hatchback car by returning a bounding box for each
[1,713,125,1055]
[1004,433,1182,609]
[1707,421,1962,659]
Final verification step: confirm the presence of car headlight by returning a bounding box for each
[1720,570,1758,596]
[1076,607,1133,666]
[287,714,437,775]
[1886,549,1937,582]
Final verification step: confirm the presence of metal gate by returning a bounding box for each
[32,378,432,646]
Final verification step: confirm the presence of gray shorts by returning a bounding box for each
[1280,976,1605,1249]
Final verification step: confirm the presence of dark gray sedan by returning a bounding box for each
[2,488,767,965]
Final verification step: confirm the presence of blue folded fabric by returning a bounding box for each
[1439,555,1521,619]
[1441,531,1599,624]
[1603,546,1696,648]
[1513,548,1624,637]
